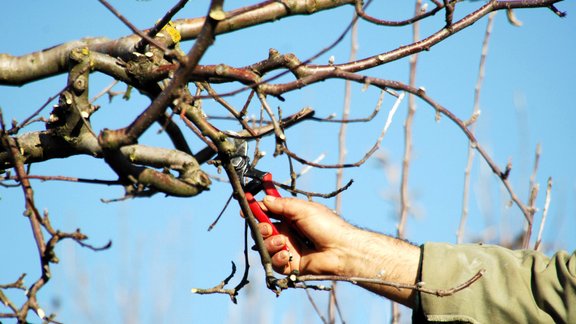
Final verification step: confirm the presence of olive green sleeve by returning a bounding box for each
[416,242,576,323]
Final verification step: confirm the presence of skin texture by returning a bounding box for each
[258,196,421,307]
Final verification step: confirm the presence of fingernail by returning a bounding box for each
[260,224,272,236]
[264,195,276,202]
[279,250,290,262]
[272,236,284,247]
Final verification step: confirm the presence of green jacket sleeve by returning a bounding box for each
[415,242,576,323]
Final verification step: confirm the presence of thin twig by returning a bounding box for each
[97,0,170,53]
[305,289,329,324]
[528,143,542,199]
[393,3,422,322]
[457,11,496,244]
[191,262,239,302]
[1,119,50,321]
[335,9,359,213]
[208,194,234,231]
[275,179,354,199]
[282,139,299,194]
[233,222,252,295]
[8,85,69,135]
[355,0,444,26]
[90,79,120,104]
[522,143,542,248]
[282,153,326,184]
[282,92,403,169]
[289,269,486,297]
[398,0,422,241]
[135,0,190,51]
[201,82,257,136]
[534,177,552,251]
[0,274,26,290]
[4,174,122,185]
[181,112,219,153]
[310,90,384,123]
[256,91,285,154]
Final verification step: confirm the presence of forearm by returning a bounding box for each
[338,228,421,307]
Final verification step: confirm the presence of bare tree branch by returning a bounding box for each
[276,269,486,297]
[534,177,552,251]
[458,11,496,244]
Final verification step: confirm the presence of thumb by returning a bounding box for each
[262,196,308,221]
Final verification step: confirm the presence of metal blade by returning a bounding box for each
[226,132,249,183]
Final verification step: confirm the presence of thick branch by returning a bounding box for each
[0,0,354,86]
[177,0,355,40]
[0,130,211,196]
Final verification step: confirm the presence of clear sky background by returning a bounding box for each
[1,1,575,323]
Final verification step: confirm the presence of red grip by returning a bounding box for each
[245,182,289,253]
[246,191,280,236]
[262,173,281,198]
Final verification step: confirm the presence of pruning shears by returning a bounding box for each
[230,138,289,253]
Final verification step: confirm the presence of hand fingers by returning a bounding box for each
[262,196,312,222]
[259,223,290,253]
[262,234,293,274]
[258,222,273,238]
[264,235,287,255]
[258,223,296,274]
[262,195,337,221]
[243,201,283,223]
[270,250,292,274]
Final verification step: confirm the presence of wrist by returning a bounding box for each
[338,228,390,278]
[336,228,421,307]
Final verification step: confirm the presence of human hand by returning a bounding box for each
[257,196,421,307]
[257,196,359,276]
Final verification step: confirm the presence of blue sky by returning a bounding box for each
[1,1,575,323]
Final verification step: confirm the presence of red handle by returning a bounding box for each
[262,173,281,198]
[246,191,281,236]
[245,173,289,252]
